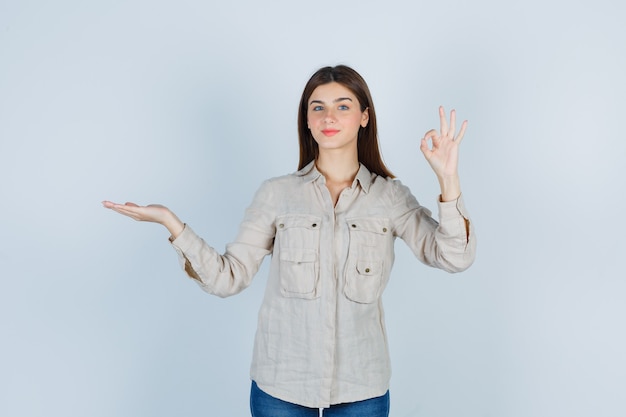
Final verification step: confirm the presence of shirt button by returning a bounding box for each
[279,224,284,228]
[351,224,357,228]
[312,223,317,228]
[382,227,387,233]
[365,267,371,273]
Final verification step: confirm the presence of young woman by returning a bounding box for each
[103,65,477,416]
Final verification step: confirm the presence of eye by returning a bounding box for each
[338,104,349,110]
[312,105,323,111]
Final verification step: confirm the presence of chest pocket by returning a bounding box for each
[344,217,391,304]
[276,214,321,299]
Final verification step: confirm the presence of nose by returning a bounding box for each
[323,109,337,124]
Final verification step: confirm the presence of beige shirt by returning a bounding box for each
[170,161,476,408]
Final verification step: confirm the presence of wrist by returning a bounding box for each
[163,212,185,240]
[437,174,461,202]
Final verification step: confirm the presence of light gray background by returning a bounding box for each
[1,0,624,416]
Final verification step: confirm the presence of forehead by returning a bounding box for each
[308,82,358,102]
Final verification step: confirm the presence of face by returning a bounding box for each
[306,82,369,154]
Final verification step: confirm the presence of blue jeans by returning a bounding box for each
[250,381,390,417]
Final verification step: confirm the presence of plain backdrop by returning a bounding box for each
[1,0,625,416]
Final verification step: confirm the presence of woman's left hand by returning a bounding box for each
[420,106,467,179]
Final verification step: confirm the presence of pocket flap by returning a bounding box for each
[276,215,321,231]
[356,260,381,276]
[346,217,390,235]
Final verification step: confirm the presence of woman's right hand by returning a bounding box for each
[102,201,185,240]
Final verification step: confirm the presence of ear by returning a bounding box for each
[361,107,369,128]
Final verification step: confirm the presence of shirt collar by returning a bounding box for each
[354,163,373,193]
[296,160,373,193]
[296,160,321,183]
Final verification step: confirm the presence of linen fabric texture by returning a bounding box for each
[170,161,476,408]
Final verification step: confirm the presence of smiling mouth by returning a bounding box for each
[322,129,340,136]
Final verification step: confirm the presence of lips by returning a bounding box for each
[322,129,340,136]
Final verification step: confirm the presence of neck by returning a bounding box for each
[315,150,360,183]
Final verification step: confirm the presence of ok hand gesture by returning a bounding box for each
[420,106,467,201]
[420,106,467,178]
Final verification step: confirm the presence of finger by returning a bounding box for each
[111,206,141,217]
[424,129,439,141]
[423,129,440,149]
[419,138,432,158]
[439,106,448,136]
[455,120,468,144]
[449,109,456,138]
[125,202,139,207]
[423,129,437,140]
[108,207,138,220]
[111,204,145,217]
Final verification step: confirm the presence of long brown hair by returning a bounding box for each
[297,65,395,179]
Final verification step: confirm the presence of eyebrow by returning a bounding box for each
[309,97,353,106]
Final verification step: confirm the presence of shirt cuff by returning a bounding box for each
[168,223,200,252]
[437,193,470,220]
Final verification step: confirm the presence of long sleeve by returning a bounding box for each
[391,181,476,273]
[169,181,276,297]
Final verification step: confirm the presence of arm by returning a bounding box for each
[392,183,476,273]
[420,106,472,239]
[168,181,276,296]
[102,181,276,296]
[392,106,475,272]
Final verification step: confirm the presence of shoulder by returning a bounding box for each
[264,161,317,187]
[253,167,311,198]
[370,174,412,197]
[369,175,424,216]
[263,168,308,187]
